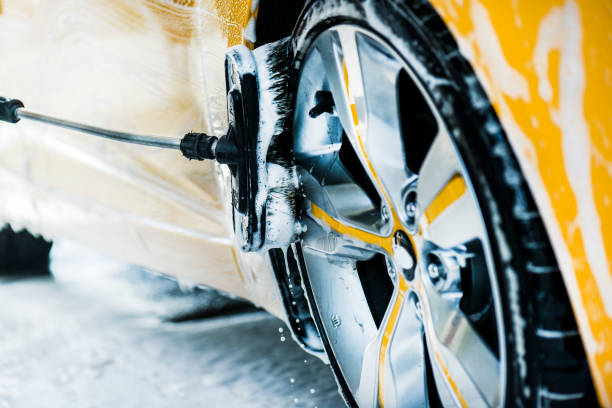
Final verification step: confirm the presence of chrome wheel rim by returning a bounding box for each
[293,25,507,407]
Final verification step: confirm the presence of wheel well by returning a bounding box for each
[254,0,307,46]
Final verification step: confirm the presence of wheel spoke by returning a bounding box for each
[314,29,363,147]
[316,27,408,216]
[417,131,486,249]
[308,201,393,255]
[353,31,416,222]
[298,30,388,233]
[300,245,380,394]
[417,128,464,213]
[424,190,487,250]
[380,293,428,407]
[423,288,501,406]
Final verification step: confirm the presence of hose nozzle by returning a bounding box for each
[0,97,24,123]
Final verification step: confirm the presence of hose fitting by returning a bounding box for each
[0,97,24,123]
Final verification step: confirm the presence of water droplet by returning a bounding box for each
[330,314,342,329]
[290,378,295,384]
[293,398,299,404]
[310,388,316,394]
[338,276,350,291]
[303,359,308,364]
[278,327,284,333]
[295,318,300,323]
[280,336,286,342]
[291,301,297,306]
[353,313,364,332]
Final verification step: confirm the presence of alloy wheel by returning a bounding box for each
[292,25,506,407]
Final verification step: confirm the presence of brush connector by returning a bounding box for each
[179,132,218,160]
[179,130,242,163]
[0,97,24,123]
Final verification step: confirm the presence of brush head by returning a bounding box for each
[224,38,299,252]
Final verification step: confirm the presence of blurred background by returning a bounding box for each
[0,238,345,408]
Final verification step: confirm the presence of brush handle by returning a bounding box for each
[0,97,24,123]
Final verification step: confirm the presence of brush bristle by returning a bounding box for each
[263,37,294,138]
[253,37,300,247]
[256,37,295,169]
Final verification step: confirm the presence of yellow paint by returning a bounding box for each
[310,203,394,254]
[428,0,612,404]
[435,351,469,408]
[377,277,408,408]
[214,0,252,46]
[423,174,467,225]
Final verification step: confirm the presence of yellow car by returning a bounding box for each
[0,0,609,406]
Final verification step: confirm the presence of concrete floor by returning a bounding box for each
[0,241,345,408]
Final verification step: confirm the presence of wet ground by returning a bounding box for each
[0,241,345,408]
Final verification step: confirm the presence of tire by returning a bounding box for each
[0,225,52,273]
[288,0,596,406]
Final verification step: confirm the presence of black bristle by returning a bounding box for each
[264,37,294,140]
[260,37,299,235]
[267,186,298,219]
[263,37,296,169]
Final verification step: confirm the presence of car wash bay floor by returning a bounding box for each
[0,240,345,408]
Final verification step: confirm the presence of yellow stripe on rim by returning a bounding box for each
[308,201,410,407]
[435,351,469,408]
[343,59,360,127]
[423,174,467,225]
[377,278,408,407]
[310,203,394,254]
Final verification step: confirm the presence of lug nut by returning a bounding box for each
[405,202,417,218]
[425,250,463,293]
[381,205,390,223]
[427,263,441,280]
[402,187,418,234]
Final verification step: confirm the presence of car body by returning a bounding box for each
[0,0,610,405]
